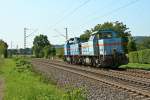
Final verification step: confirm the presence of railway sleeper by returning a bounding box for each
[131,93,140,96]
[143,98,150,100]
[136,95,146,99]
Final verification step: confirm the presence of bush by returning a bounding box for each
[138,49,150,64]
[56,48,64,59]
[129,51,139,63]
[15,58,32,72]
[129,49,150,64]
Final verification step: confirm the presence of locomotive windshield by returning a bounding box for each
[67,37,80,44]
[96,32,113,39]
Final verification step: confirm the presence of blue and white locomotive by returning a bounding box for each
[64,30,128,68]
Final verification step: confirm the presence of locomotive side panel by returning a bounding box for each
[64,44,70,56]
[70,43,80,55]
[98,38,123,55]
[81,41,94,56]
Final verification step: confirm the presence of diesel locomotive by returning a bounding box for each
[64,30,128,68]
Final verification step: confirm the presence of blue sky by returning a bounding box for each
[0,0,149,48]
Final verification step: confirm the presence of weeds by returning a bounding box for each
[15,58,32,72]
[0,58,87,100]
[63,87,87,100]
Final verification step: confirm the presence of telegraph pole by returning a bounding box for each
[10,41,13,57]
[24,28,27,50]
[24,28,28,55]
[65,28,68,41]
[11,41,13,49]
[23,27,38,56]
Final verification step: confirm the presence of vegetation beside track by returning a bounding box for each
[120,63,150,70]
[0,58,86,100]
[120,49,150,70]
[128,49,150,64]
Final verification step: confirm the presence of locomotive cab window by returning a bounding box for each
[95,32,113,39]
[102,32,113,39]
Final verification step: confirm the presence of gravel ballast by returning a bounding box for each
[32,62,146,100]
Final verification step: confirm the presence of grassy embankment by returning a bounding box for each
[0,58,86,100]
[120,63,150,70]
[120,49,150,70]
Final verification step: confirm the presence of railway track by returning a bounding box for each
[53,59,150,80]
[48,58,150,78]
[32,59,150,99]
[109,69,150,80]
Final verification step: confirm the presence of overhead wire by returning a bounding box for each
[26,29,38,38]
[84,0,117,19]
[94,0,140,20]
[80,0,140,28]
[49,0,91,29]
[53,29,66,38]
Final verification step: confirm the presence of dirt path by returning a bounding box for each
[0,78,4,100]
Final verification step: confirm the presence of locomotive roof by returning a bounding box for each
[91,30,117,35]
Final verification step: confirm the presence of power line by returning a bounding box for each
[53,28,68,41]
[81,0,140,27]
[26,29,38,38]
[84,0,116,19]
[50,0,91,29]
[56,1,79,19]
[53,29,66,37]
[94,0,140,20]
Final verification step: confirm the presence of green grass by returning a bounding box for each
[120,63,150,70]
[0,59,86,100]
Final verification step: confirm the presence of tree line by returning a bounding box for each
[135,36,150,50]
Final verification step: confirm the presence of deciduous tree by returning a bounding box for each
[32,34,56,58]
[33,34,50,58]
[127,37,137,52]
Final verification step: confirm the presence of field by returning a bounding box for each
[0,58,86,100]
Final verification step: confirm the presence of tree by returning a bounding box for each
[80,30,92,41]
[43,45,52,58]
[136,37,150,50]
[33,34,50,58]
[127,37,137,52]
[0,39,8,58]
[56,48,64,58]
[51,47,56,57]
[93,21,131,37]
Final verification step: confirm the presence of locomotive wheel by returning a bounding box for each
[93,58,99,67]
[92,58,96,67]
[81,57,85,65]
